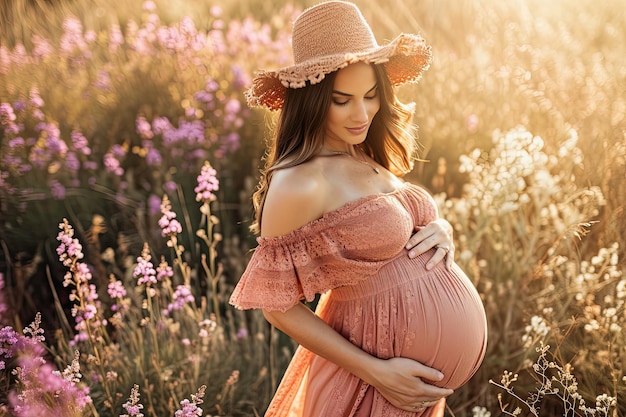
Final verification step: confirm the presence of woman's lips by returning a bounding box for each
[346,124,368,135]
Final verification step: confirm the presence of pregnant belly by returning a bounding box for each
[324,251,488,390]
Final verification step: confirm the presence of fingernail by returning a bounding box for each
[436,372,444,380]
[408,251,415,258]
[426,263,433,270]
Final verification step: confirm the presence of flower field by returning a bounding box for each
[0,0,624,416]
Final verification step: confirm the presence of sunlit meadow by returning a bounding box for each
[0,0,624,416]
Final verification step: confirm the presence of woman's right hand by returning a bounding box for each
[366,357,454,412]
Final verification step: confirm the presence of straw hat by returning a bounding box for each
[246,0,432,110]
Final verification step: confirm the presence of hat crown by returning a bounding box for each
[292,1,378,64]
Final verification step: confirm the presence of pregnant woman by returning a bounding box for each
[230,2,488,416]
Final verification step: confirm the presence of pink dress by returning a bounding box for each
[230,182,487,417]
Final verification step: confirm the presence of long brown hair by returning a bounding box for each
[250,64,418,234]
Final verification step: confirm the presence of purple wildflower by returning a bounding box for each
[104,151,124,176]
[194,161,219,202]
[107,278,127,299]
[136,116,153,139]
[231,64,251,88]
[134,243,157,286]
[143,1,156,11]
[0,102,16,123]
[70,129,89,153]
[163,285,195,316]
[111,144,127,158]
[22,312,45,343]
[194,91,213,104]
[174,386,206,417]
[151,116,173,135]
[185,106,197,118]
[60,17,87,55]
[145,146,162,166]
[12,99,26,112]
[57,219,102,345]
[0,273,10,325]
[8,344,92,415]
[0,102,19,135]
[56,219,84,267]
[49,179,66,199]
[29,87,45,108]
[66,151,80,172]
[32,35,54,59]
[148,194,161,216]
[121,384,144,417]
[32,108,44,120]
[83,160,97,170]
[93,69,112,90]
[109,24,124,53]
[156,257,174,281]
[210,5,222,17]
[107,276,129,316]
[0,326,19,370]
[158,195,183,239]
[163,120,205,145]
[236,327,249,339]
[163,180,177,194]
[84,30,96,43]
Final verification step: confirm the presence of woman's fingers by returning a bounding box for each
[370,357,453,410]
[405,221,455,270]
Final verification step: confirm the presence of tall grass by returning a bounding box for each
[1,0,624,416]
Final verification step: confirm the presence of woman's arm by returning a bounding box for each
[263,303,454,412]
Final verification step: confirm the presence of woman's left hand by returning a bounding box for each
[405,218,454,271]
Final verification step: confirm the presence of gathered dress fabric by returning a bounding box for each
[230,182,488,417]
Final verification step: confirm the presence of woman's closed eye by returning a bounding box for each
[332,91,378,106]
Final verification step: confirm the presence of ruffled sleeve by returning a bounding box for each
[229,229,396,312]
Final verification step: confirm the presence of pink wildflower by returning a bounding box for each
[9,346,92,415]
[163,285,195,316]
[57,219,102,345]
[174,385,206,417]
[56,219,84,267]
[71,129,91,155]
[134,243,157,286]
[22,312,45,343]
[156,257,174,280]
[0,326,19,370]
[29,87,44,108]
[120,384,144,417]
[60,17,88,55]
[31,35,54,59]
[142,1,156,11]
[0,273,10,325]
[109,24,124,53]
[49,179,66,199]
[158,195,183,239]
[107,278,127,299]
[194,161,219,202]
[104,151,124,176]
[136,116,153,139]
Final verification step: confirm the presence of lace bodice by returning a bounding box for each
[229,182,438,312]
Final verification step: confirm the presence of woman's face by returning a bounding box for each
[324,62,380,151]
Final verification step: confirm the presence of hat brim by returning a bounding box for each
[246,33,432,111]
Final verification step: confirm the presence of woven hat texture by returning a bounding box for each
[246,0,432,110]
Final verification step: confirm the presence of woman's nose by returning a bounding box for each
[351,100,368,123]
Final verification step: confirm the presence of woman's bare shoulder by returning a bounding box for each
[261,160,330,237]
